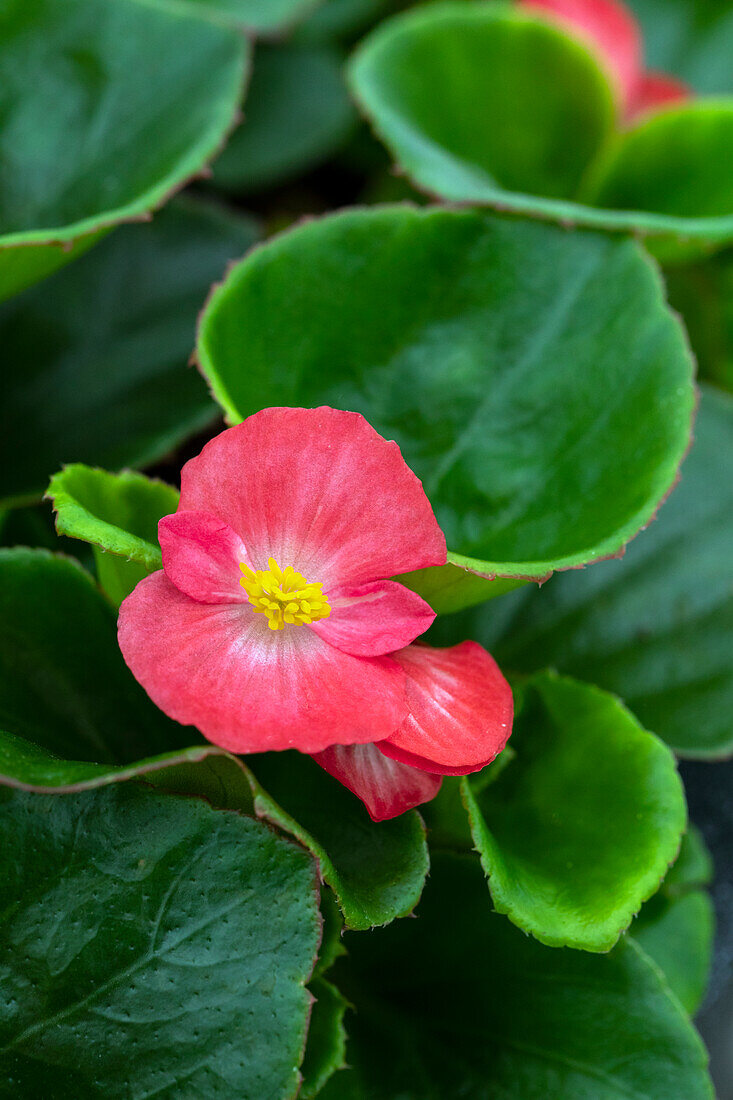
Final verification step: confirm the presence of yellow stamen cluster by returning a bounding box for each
[240,557,331,631]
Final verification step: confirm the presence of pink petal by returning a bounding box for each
[118,572,409,755]
[519,0,642,110]
[159,511,250,604]
[626,70,690,121]
[312,741,442,822]
[177,407,446,590]
[310,579,435,657]
[379,642,513,775]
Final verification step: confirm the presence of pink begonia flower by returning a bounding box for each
[118,407,513,821]
[519,0,689,121]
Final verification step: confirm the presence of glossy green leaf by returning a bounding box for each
[213,44,355,193]
[441,386,733,757]
[198,205,694,588]
[632,828,715,1015]
[399,556,528,615]
[628,0,733,95]
[0,782,320,1098]
[666,247,733,391]
[0,200,257,508]
[0,549,192,764]
[47,466,178,605]
[462,672,686,951]
[0,0,248,300]
[349,2,733,248]
[319,853,714,1100]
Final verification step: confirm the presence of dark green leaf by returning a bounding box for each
[300,977,348,1099]
[319,853,714,1099]
[463,671,686,951]
[0,782,320,1098]
[0,199,257,508]
[47,466,179,605]
[439,386,733,757]
[0,549,193,764]
[197,205,694,590]
[174,0,323,34]
[628,0,733,95]
[632,828,715,1015]
[665,247,733,391]
[0,0,248,300]
[349,2,733,249]
[213,44,355,193]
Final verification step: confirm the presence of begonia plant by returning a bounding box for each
[0,0,731,1096]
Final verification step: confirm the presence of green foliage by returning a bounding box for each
[198,204,694,599]
[0,782,320,1099]
[628,0,733,93]
[463,672,686,951]
[666,249,733,391]
[319,853,714,1099]
[0,200,257,508]
[0,0,248,300]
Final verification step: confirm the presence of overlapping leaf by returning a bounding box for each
[0,0,248,300]
[197,205,694,607]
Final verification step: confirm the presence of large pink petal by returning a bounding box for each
[159,511,250,604]
[626,70,690,121]
[310,580,435,657]
[379,642,513,775]
[519,0,642,110]
[312,742,442,822]
[178,407,446,590]
[118,572,408,754]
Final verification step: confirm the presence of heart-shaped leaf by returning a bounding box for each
[318,853,714,1099]
[462,671,686,951]
[0,782,320,1098]
[438,385,733,757]
[47,466,179,605]
[349,2,733,250]
[197,205,694,597]
[213,43,355,193]
[0,0,248,300]
[0,199,258,508]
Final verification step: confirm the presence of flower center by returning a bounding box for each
[239,557,331,631]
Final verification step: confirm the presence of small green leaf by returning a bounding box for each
[0,549,192,764]
[0,199,257,508]
[47,466,179,605]
[349,2,733,249]
[0,0,248,299]
[318,853,714,1099]
[443,386,733,757]
[213,43,355,193]
[300,977,348,1099]
[463,672,686,951]
[632,828,715,1015]
[0,782,320,1098]
[197,205,694,582]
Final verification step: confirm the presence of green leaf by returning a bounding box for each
[462,671,686,951]
[174,0,323,34]
[628,0,733,95]
[632,828,715,1015]
[442,385,733,758]
[47,466,179,605]
[398,555,528,616]
[0,782,320,1098]
[197,204,694,586]
[0,199,258,508]
[300,977,348,1099]
[349,2,615,201]
[213,43,355,193]
[348,2,733,250]
[665,247,733,391]
[318,853,714,1099]
[245,752,430,931]
[0,549,192,764]
[0,0,248,300]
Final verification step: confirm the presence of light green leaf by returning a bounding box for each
[0,0,248,300]
[0,199,257,508]
[0,782,320,1098]
[439,386,733,757]
[47,466,179,605]
[318,853,714,1099]
[462,672,686,951]
[197,205,694,591]
[213,43,355,193]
